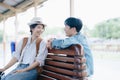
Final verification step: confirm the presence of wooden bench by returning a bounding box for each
[37,44,87,80]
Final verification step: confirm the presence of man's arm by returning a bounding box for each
[47,37,77,49]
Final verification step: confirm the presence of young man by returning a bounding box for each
[0,17,48,80]
[47,17,94,77]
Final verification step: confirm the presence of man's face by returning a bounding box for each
[64,25,73,37]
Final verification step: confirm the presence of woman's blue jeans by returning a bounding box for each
[1,64,37,80]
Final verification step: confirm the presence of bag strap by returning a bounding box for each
[20,37,42,56]
[20,37,28,55]
[36,37,42,55]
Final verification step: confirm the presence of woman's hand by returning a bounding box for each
[47,38,54,49]
[13,69,26,73]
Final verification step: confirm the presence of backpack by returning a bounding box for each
[21,37,43,74]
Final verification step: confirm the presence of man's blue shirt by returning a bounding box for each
[52,32,94,76]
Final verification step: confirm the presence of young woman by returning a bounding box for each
[0,17,48,80]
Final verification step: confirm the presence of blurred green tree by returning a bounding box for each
[91,18,120,39]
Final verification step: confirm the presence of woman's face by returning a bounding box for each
[32,24,44,37]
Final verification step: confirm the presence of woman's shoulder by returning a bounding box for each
[40,39,47,45]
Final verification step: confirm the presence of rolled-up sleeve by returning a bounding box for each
[52,37,77,49]
[36,40,48,66]
[13,39,23,61]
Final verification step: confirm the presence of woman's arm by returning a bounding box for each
[14,40,48,73]
[13,61,40,73]
[2,57,18,71]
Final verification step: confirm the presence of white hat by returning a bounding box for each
[28,17,46,26]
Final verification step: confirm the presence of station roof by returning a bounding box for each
[0,0,47,22]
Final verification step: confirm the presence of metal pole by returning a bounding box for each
[70,0,75,17]
[34,0,38,17]
[3,17,6,66]
[14,13,18,44]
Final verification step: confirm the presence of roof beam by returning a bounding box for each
[16,0,33,9]
[17,0,47,10]
[0,0,4,2]
[0,2,16,12]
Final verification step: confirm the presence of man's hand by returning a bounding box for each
[47,38,54,49]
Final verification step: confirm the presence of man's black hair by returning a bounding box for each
[64,17,83,32]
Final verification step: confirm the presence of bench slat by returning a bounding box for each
[47,55,86,64]
[42,70,73,80]
[38,74,56,80]
[47,55,74,62]
[45,60,74,69]
[48,49,75,56]
[45,60,86,70]
[43,65,74,76]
